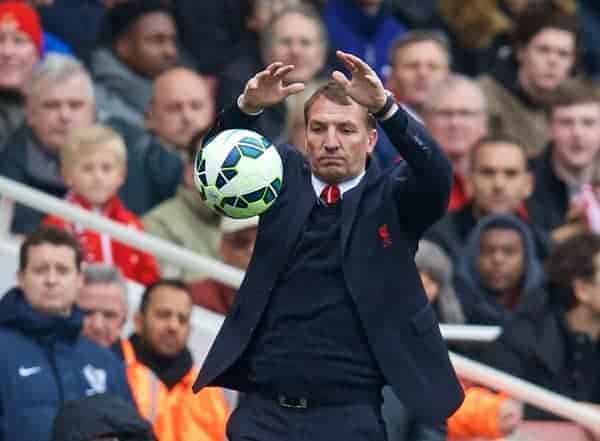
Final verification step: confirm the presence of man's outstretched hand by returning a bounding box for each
[239,62,305,114]
[332,50,388,115]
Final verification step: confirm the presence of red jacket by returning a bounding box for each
[44,193,160,286]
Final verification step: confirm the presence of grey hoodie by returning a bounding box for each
[455,214,546,325]
[91,48,153,127]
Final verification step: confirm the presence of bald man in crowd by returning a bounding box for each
[146,67,215,154]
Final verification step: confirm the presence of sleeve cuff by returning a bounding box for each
[237,95,263,116]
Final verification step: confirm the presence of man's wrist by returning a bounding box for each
[237,94,263,116]
[371,90,398,121]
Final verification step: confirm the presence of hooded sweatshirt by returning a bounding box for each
[0,288,132,441]
[455,214,547,325]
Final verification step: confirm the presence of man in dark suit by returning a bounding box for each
[193,50,463,441]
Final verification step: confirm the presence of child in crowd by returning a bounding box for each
[45,124,160,286]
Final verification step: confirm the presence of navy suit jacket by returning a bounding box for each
[193,104,464,424]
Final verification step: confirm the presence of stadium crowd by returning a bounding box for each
[0,0,600,440]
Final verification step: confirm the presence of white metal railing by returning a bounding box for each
[1,175,600,428]
[0,176,244,288]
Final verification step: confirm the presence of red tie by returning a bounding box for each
[320,184,341,205]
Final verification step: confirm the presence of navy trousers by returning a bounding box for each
[227,393,387,441]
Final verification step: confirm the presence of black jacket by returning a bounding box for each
[193,104,464,424]
[529,144,570,232]
[480,301,600,420]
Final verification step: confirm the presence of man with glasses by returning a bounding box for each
[423,75,488,212]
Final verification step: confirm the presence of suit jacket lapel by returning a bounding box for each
[341,158,380,252]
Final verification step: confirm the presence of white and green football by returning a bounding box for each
[194,129,283,219]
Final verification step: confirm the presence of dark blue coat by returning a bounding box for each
[193,104,464,424]
[0,288,132,441]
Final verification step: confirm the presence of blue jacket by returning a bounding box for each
[193,104,463,424]
[0,288,132,441]
[324,0,406,80]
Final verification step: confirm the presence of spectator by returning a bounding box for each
[0,54,95,235]
[188,216,259,315]
[447,384,523,441]
[92,0,179,126]
[52,394,156,441]
[123,279,229,441]
[0,1,42,145]
[143,134,221,281]
[0,52,183,229]
[323,0,406,80]
[173,0,298,76]
[44,124,161,286]
[386,30,451,117]
[530,78,600,235]
[415,240,465,324]
[478,4,578,155]
[146,67,215,155]
[455,214,546,325]
[426,135,549,264]
[217,4,328,142]
[481,232,600,421]
[0,226,132,441]
[423,75,488,212]
[79,263,129,348]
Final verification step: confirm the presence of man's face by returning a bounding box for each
[79,282,127,347]
[135,285,191,358]
[220,227,257,270]
[305,96,376,183]
[550,102,600,174]
[119,12,178,79]
[425,83,487,167]
[147,70,214,150]
[390,40,449,110]
[518,28,575,94]
[478,228,525,293]
[63,149,126,207]
[25,74,95,152]
[470,142,533,215]
[18,243,82,316]
[0,19,39,91]
[266,12,325,84]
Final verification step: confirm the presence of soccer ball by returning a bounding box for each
[194,129,283,219]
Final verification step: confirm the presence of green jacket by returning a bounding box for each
[143,186,221,281]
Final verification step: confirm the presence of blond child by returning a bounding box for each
[44,124,160,286]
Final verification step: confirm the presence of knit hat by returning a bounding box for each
[105,0,172,43]
[0,2,43,55]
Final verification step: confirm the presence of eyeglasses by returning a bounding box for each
[430,109,485,119]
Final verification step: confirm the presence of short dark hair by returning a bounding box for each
[545,233,600,310]
[513,3,578,51]
[138,278,191,313]
[547,78,600,114]
[389,30,451,66]
[470,134,530,170]
[304,80,376,130]
[19,226,83,272]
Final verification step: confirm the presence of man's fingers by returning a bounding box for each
[273,64,295,78]
[265,62,284,74]
[336,50,369,72]
[282,82,305,97]
[331,70,351,90]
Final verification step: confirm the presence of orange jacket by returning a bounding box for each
[44,192,160,286]
[121,339,229,441]
[447,384,509,440]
